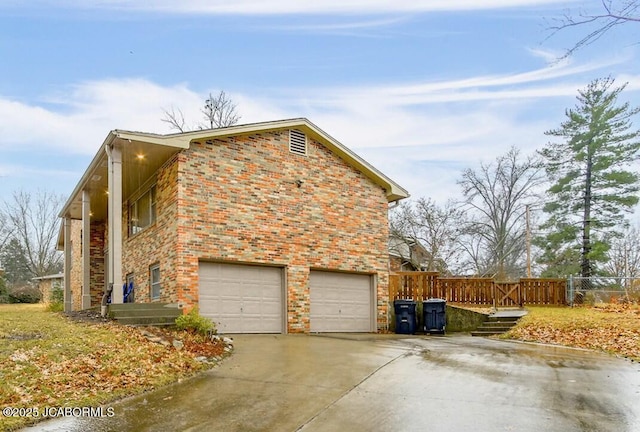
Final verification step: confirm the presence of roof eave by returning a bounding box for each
[59,119,409,220]
[58,131,117,219]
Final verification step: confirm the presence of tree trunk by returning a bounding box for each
[581,150,593,278]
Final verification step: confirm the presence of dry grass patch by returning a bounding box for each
[503,304,640,361]
[0,304,222,431]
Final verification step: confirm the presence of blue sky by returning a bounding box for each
[1,0,639,220]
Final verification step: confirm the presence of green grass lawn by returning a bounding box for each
[504,304,640,361]
[0,304,207,432]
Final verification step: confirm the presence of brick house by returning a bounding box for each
[58,118,408,333]
[32,273,64,305]
[389,235,430,272]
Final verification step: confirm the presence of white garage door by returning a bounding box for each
[198,262,283,334]
[310,271,373,332]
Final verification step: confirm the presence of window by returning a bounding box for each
[289,129,307,156]
[150,264,161,300]
[129,186,157,236]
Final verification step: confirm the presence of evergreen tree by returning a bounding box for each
[538,77,640,278]
[0,238,32,287]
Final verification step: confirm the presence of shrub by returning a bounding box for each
[7,284,41,304]
[175,307,216,336]
[46,286,64,311]
[50,286,64,304]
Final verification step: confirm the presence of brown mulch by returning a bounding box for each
[65,308,112,324]
[64,309,227,360]
[140,326,227,359]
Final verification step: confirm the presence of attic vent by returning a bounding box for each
[289,129,307,156]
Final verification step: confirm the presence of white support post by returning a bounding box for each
[63,217,72,313]
[82,190,92,309]
[107,142,124,304]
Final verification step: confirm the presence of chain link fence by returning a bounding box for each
[568,276,640,306]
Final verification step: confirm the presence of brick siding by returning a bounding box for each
[113,129,390,332]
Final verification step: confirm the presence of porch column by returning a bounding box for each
[63,217,72,313]
[82,190,91,309]
[107,142,124,303]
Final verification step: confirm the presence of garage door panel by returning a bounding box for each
[310,271,372,333]
[199,262,283,334]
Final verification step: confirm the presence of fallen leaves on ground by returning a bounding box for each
[504,304,640,361]
[0,304,227,432]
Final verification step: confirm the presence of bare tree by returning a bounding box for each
[389,198,465,274]
[161,90,241,133]
[456,231,491,277]
[458,147,544,280]
[2,190,64,279]
[0,211,12,256]
[161,106,187,133]
[548,1,640,58]
[605,224,640,279]
[201,91,241,129]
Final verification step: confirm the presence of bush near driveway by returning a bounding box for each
[503,305,640,361]
[0,304,224,432]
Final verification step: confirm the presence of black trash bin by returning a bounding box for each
[393,299,417,334]
[423,298,446,334]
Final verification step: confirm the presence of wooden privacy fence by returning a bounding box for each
[389,272,567,306]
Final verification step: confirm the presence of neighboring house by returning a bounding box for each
[32,273,64,304]
[389,235,430,272]
[58,118,408,333]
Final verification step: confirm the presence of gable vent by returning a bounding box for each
[289,129,307,156]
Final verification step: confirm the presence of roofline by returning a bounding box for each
[59,118,409,218]
[32,273,64,281]
[58,130,191,219]
[114,118,409,200]
[58,131,116,219]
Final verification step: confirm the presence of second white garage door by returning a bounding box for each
[198,262,283,334]
[309,271,373,332]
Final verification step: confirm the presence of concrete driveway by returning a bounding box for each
[26,334,640,432]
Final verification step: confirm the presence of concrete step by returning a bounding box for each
[471,330,508,337]
[114,316,179,326]
[481,320,519,326]
[108,303,182,326]
[476,325,515,332]
[110,308,182,319]
[108,303,181,312]
[486,316,521,322]
[472,315,523,337]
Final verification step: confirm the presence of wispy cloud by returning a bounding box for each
[264,16,409,32]
[13,0,578,15]
[1,56,633,157]
[303,56,628,109]
[527,47,567,65]
[1,54,636,202]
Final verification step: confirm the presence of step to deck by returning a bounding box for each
[108,303,182,326]
[113,316,179,326]
[471,311,525,337]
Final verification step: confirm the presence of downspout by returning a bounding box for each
[388,199,401,210]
